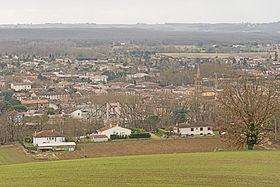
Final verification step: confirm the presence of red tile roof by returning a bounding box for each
[96,125,116,132]
[32,130,65,138]
[21,100,49,105]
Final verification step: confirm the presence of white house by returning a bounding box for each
[91,135,109,142]
[71,109,88,119]
[11,83,31,91]
[96,125,131,139]
[32,130,76,151]
[175,122,213,137]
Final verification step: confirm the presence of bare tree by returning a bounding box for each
[218,79,279,150]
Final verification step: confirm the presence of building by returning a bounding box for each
[96,125,131,139]
[21,99,49,110]
[32,130,76,151]
[91,135,109,142]
[71,109,88,119]
[175,122,213,137]
[11,83,32,91]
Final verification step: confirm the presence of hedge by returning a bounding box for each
[129,133,151,139]
[110,134,128,140]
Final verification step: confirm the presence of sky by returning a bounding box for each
[0,0,279,24]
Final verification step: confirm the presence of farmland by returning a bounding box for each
[159,52,273,58]
[55,137,226,160]
[0,151,279,186]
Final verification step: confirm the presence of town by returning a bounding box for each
[0,41,279,153]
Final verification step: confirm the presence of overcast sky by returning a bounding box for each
[0,0,279,24]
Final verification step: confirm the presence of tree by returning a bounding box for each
[145,115,160,130]
[13,105,27,112]
[218,79,279,150]
[8,98,21,106]
[1,91,13,101]
[274,51,278,61]
[172,107,188,124]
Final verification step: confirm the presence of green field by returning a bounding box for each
[159,52,233,58]
[0,151,279,186]
[0,144,34,165]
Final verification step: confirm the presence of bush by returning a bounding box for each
[65,136,76,142]
[130,128,145,134]
[129,133,151,139]
[13,105,28,112]
[110,134,128,140]
[157,128,171,136]
[47,109,55,115]
[23,136,32,143]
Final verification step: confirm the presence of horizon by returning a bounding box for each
[1,21,279,25]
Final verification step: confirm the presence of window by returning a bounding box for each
[208,127,211,131]
[191,128,194,131]
[200,128,203,131]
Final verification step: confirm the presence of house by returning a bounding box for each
[11,83,32,91]
[71,109,88,119]
[175,122,214,137]
[91,135,109,142]
[21,99,49,110]
[37,89,69,101]
[96,125,131,139]
[32,130,76,151]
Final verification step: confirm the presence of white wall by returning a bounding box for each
[98,126,131,139]
[179,127,213,136]
[33,136,65,146]
[11,84,31,91]
[71,110,83,119]
[93,137,108,142]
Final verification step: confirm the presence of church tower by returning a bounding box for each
[195,65,203,93]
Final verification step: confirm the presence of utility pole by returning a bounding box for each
[84,129,87,158]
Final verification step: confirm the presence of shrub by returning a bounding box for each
[23,136,32,143]
[65,136,76,142]
[130,128,145,134]
[129,133,151,139]
[13,105,27,112]
[157,128,170,136]
[110,134,128,140]
[47,109,55,115]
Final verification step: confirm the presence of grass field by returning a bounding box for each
[0,144,34,165]
[0,151,279,186]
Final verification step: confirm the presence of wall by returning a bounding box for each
[179,127,213,136]
[98,126,131,139]
[33,137,65,145]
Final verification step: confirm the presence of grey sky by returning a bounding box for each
[0,0,279,24]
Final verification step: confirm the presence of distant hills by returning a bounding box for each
[0,22,280,33]
[0,22,279,45]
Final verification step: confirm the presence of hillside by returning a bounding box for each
[0,151,279,186]
[0,144,35,165]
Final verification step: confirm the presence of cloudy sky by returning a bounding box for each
[0,0,279,24]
